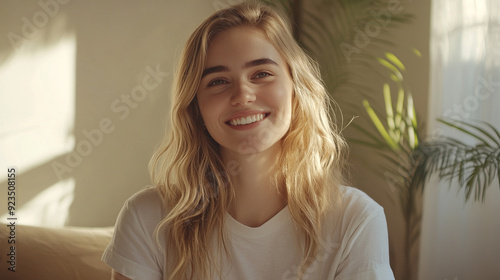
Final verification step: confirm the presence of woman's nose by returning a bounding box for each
[230,81,256,106]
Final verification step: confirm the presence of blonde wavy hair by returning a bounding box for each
[149,2,348,279]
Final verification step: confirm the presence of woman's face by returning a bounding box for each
[196,27,293,158]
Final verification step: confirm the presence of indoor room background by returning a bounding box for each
[0,0,499,279]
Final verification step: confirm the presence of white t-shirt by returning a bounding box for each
[102,186,394,280]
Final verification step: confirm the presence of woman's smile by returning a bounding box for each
[225,109,270,127]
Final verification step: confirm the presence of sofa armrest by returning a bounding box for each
[0,223,113,280]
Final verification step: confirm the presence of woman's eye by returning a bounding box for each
[253,72,271,79]
[207,79,227,87]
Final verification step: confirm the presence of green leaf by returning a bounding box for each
[484,122,500,143]
[438,119,490,146]
[407,93,418,148]
[394,86,405,138]
[458,120,500,147]
[363,99,399,151]
[390,74,400,83]
[412,48,423,58]
[407,93,418,128]
[377,58,403,81]
[383,84,397,139]
[385,52,406,71]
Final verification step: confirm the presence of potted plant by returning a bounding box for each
[353,53,500,280]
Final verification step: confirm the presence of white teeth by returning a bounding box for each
[229,114,265,126]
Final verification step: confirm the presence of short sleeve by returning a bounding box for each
[334,189,395,280]
[101,188,165,280]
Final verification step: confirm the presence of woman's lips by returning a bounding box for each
[228,113,265,126]
[225,111,270,127]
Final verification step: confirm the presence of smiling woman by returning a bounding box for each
[102,2,394,280]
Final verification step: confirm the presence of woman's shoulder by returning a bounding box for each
[105,187,166,278]
[117,186,164,227]
[125,186,162,206]
[322,186,386,243]
[327,186,385,227]
[339,186,383,211]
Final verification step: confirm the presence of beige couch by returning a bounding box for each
[0,223,113,280]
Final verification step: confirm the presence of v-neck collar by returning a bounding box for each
[225,206,292,239]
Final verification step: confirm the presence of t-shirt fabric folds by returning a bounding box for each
[102,186,395,280]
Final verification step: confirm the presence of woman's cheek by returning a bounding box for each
[266,83,292,112]
[200,95,226,124]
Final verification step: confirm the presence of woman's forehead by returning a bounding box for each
[205,26,286,68]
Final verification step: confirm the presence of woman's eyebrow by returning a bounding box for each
[201,58,278,78]
[201,65,229,78]
[244,58,278,68]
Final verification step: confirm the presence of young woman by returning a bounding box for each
[102,2,394,280]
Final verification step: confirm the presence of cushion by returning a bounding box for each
[0,223,113,280]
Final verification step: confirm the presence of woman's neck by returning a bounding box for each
[221,144,287,227]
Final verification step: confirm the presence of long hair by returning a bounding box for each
[149,2,348,279]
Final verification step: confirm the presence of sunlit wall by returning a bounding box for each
[0,11,76,227]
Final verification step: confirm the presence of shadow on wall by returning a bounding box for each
[0,0,226,227]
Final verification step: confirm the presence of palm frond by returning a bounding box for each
[413,120,500,202]
[438,119,500,147]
